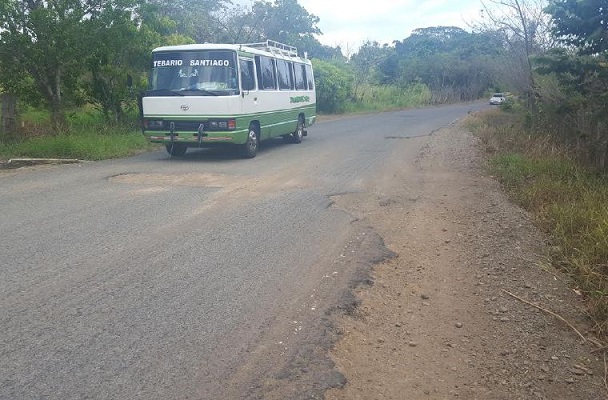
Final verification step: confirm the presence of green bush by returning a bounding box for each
[345,83,431,113]
[312,59,354,113]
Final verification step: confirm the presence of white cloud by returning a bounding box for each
[230,0,484,53]
[300,0,483,50]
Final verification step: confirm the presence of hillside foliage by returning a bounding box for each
[0,0,606,173]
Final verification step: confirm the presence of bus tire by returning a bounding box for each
[292,117,304,144]
[166,143,188,156]
[240,124,258,158]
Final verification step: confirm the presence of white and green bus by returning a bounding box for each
[141,40,316,158]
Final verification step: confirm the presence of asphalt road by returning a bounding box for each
[0,103,487,399]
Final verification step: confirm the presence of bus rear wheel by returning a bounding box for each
[240,124,258,158]
[166,143,188,156]
[284,117,304,144]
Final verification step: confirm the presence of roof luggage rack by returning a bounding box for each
[242,40,299,57]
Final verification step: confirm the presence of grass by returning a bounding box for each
[0,129,154,160]
[467,108,608,337]
[343,83,432,113]
[0,107,157,160]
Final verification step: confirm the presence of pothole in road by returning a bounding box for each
[108,172,234,188]
[108,172,315,201]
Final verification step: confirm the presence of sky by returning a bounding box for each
[297,0,485,53]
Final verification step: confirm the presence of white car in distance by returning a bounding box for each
[489,93,506,105]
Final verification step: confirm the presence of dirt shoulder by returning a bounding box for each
[325,121,607,399]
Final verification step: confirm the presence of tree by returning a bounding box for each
[0,0,93,129]
[395,26,473,58]
[536,0,608,170]
[388,27,501,102]
[349,41,395,97]
[207,0,339,58]
[250,0,320,43]
[142,0,232,43]
[0,0,150,130]
[474,0,553,106]
[80,1,168,123]
[546,0,608,55]
[226,0,322,56]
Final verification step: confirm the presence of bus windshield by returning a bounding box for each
[148,50,239,96]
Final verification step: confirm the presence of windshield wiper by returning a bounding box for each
[145,89,185,96]
[179,88,220,96]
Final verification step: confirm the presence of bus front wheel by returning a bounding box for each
[166,143,188,156]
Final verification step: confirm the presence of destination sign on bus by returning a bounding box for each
[189,59,231,67]
[153,50,236,68]
[153,59,183,67]
[153,59,233,67]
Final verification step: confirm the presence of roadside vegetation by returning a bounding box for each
[468,107,608,337]
[0,107,155,160]
[464,0,608,337]
[0,127,153,161]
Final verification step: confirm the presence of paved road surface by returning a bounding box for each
[0,103,486,399]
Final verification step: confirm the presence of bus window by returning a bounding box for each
[240,59,256,91]
[276,59,293,90]
[294,63,306,90]
[256,56,277,90]
[305,64,314,90]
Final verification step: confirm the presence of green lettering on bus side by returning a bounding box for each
[290,96,310,103]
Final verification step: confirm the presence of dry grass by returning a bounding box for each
[467,108,608,337]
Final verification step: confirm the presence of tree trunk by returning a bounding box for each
[1,94,17,138]
[40,68,67,133]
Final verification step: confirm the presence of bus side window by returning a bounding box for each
[294,63,306,90]
[277,59,293,90]
[305,64,314,90]
[239,59,256,91]
[256,56,277,90]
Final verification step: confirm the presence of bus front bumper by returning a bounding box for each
[144,130,248,145]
